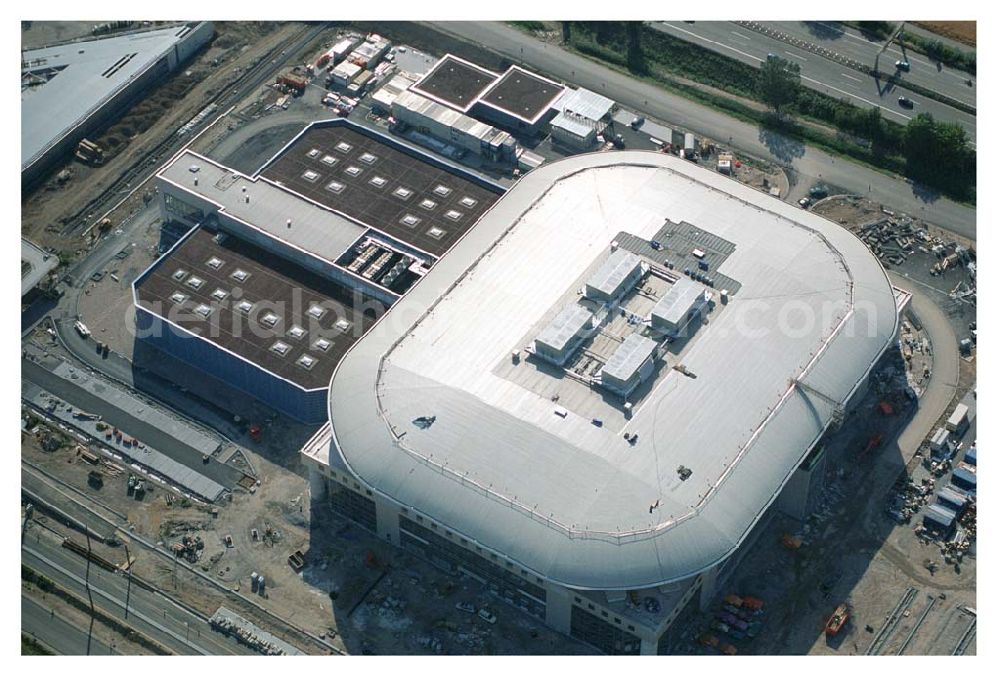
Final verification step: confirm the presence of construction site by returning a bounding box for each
[22,20,975,658]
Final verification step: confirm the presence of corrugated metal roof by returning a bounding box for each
[924,504,956,529]
[602,334,657,383]
[550,111,596,139]
[552,87,616,121]
[586,249,642,298]
[323,151,900,589]
[535,304,593,352]
[651,277,703,326]
[394,90,499,142]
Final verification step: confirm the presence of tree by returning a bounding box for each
[758,57,801,119]
[864,106,887,157]
[903,113,975,198]
[625,22,646,74]
[561,21,571,44]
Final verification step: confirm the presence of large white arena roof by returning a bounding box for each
[324,151,902,589]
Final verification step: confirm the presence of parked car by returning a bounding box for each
[477,608,497,624]
[798,197,812,209]
[630,115,646,130]
[895,60,911,71]
[898,96,914,108]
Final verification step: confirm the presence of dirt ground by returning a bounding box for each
[913,22,976,47]
[21,22,294,255]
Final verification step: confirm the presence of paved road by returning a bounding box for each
[423,22,976,242]
[764,22,975,109]
[888,273,961,459]
[21,536,253,655]
[22,593,119,655]
[654,22,976,144]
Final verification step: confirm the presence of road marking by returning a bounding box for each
[784,51,807,62]
[842,73,863,83]
[800,73,912,122]
[730,30,751,41]
[663,23,763,63]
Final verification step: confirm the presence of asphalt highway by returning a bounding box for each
[764,21,975,109]
[424,22,976,242]
[653,22,975,144]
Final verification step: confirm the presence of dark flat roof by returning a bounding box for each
[478,67,564,122]
[135,227,381,390]
[261,125,501,258]
[410,55,499,111]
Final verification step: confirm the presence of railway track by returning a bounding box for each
[953,609,976,655]
[895,594,936,655]
[59,22,329,238]
[865,586,917,655]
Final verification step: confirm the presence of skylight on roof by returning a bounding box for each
[369,175,387,188]
[170,291,188,305]
[459,196,478,208]
[359,152,377,164]
[433,185,452,197]
[261,312,280,328]
[393,186,413,200]
[326,180,345,193]
[335,141,352,153]
[419,199,437,211]
[211,288,229,301]
[335,318,352,332]
[206,256,224,270]
[288,325,306,340]
[307,304,326,319]
[427,226,447,239]
[344,165,362,178]
[194,304,213,318]
[172,269,188,281]
[237,300,254,314]
[321,155,338,166]
[270,341,291,356]
[297,354,317,370]
[445,209,463,221]
[186,276,205,290]
[307,148,321,158]
[302,170,320,182]
[231,268,250,283]
[400,214,421,228]
[313,337,332,352]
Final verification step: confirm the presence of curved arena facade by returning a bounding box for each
[303,150,904,654]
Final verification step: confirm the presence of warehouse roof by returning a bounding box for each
[477,65,566,123]
[651,277,703,327]
[22,238,58,296]
[159,149,367,265]
[601,334,657,384]
[535,304,594,353]
[393,89,502,143]
[552,87,616,121]
[260,122,502,258]
[21,23,207,173]
[410,54,499,112]
[324,151,901,590]
[586,249,642,299]
[134,227,377,391]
